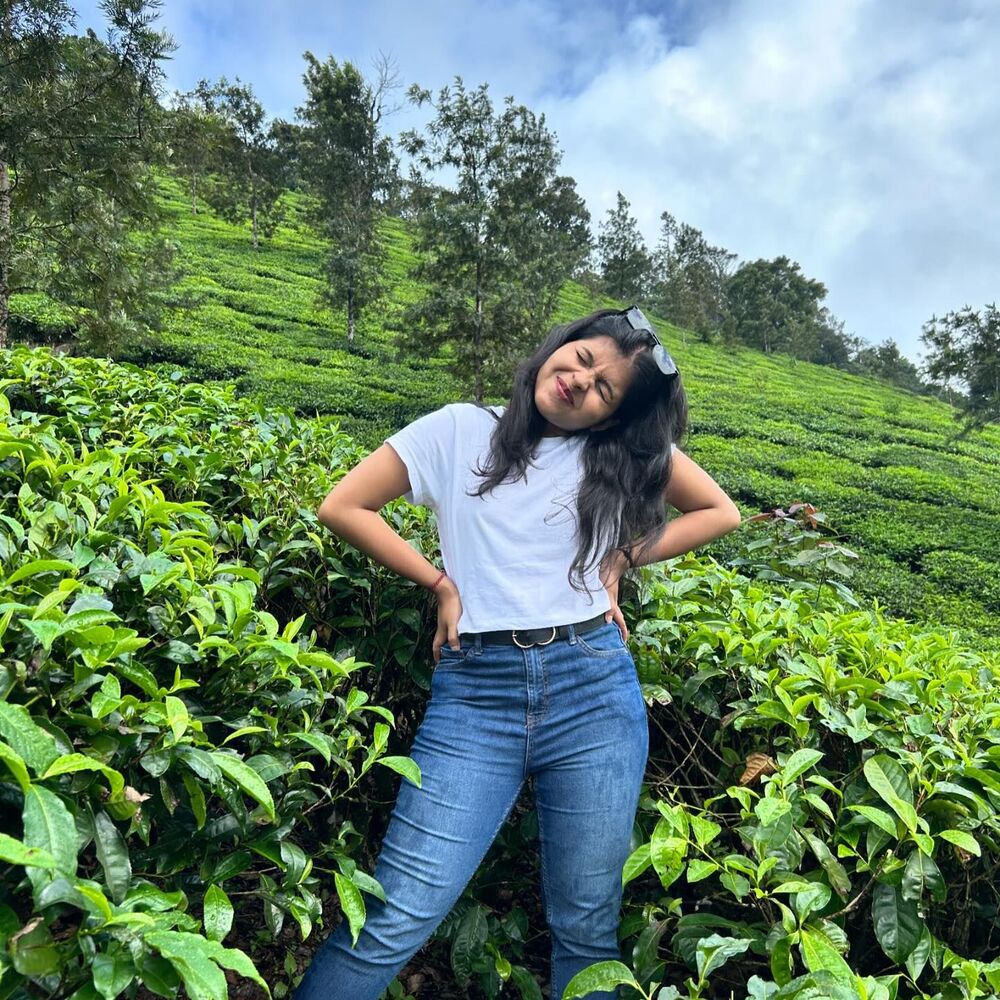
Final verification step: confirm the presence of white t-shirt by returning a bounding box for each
[386,402,675,634]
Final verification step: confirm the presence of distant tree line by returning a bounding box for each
[2,0,996,429]
[585,192,930,397]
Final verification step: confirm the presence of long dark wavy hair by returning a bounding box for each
[471,308,689,593]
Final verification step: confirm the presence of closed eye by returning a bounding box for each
[578,348,614,403]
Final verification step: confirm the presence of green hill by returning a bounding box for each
[11,175,1000,643]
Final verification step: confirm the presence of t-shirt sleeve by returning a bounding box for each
[384,404,458,508]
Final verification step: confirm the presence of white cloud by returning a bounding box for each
[544,0,1000,362]
[67,0,1000,363]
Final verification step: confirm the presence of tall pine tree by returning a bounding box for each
[596,192,651,303]
[651,211,735,342]
[0,0,173,348]
[196,78,286,250]
[296,53,397,342]
[399,78,590,399]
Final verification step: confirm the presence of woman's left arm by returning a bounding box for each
[642,447,743,563]
[600,449,742,638]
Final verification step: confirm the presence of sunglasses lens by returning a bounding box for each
[652,344,678,376]
[625,306,652,334]
[623,306,678,377]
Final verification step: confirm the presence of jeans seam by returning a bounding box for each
[535,778,554,925]
[575,638,625,658]
[536,645,550,716]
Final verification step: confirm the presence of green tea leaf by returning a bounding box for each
[0,740,31,792]
[0,833,57,869]
[847,804,899,837]
[209,752,275,820]
[145,932,227,1000]
[0,703,59,773]
[93,810,131,905]
[802,831,852,896]
[863,756,918,834]
[7,559,76,585]
[686,858,719,883]
[622,842,652,887]
[781,749,825,784]
[183,773,207,829]
[938,829,981,856]
[9,918,60,977]
[43,753,125,799]
[689,814,722,848]
[164,696,190,741]
[92,949,136,1000]
[904,925,932,982]
[872,882,923,964]
[562,960,638,998]
[799,925,853,981]
[650,818,687,891]
[198,939,270,996]
[631,919,669,987]
[22,786,77,885]
[203,885,233,941]
[334,872,366,947]
[696,933,753,981]
[375,754,421,787]
[720,870,751,899]
[902,849,945,903]
[450,905,488,984]
[509,964,543,1000]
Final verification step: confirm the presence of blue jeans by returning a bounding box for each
[294,621,649,1000]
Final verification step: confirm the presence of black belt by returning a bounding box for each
[460,613,608,649]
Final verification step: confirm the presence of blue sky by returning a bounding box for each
[71,0,1000,365]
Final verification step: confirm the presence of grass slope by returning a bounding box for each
[11,174,1000,643]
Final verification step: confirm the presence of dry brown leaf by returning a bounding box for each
[739,752,778,786]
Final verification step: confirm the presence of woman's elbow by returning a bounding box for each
[721,501,742,534]
[317,493,347,530]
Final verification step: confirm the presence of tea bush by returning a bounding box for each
[6,348,1000,1000]
[569,558,1000,1000]
[0,348,430,1000]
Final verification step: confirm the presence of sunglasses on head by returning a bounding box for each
[622,305,678,377]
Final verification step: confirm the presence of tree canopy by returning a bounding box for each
[398,78,590,399]
[596,191,652,303]
[296,53,397,342]
[726,256,828,357]
[922,304,1000,432]
[0,0,174,349]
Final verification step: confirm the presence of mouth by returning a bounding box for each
[555,376,574,406]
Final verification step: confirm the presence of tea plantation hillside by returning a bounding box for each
[5,348,1000,1000]
[10,175,1000,643]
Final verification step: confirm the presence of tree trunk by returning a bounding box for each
[347,287,355,343]
[474,255,483,402]
[191,172,198,215]
[250,165,259,250]
[0,159,10,349]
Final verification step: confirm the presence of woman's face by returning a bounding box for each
[534,334,637,436]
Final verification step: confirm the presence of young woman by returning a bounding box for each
[296,307,742,1000]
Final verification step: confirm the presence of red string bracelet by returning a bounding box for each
[428,570,447,591]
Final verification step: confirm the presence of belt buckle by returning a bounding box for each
[512,626,557,649]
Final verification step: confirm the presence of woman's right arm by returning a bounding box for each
[317,443,463,661]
